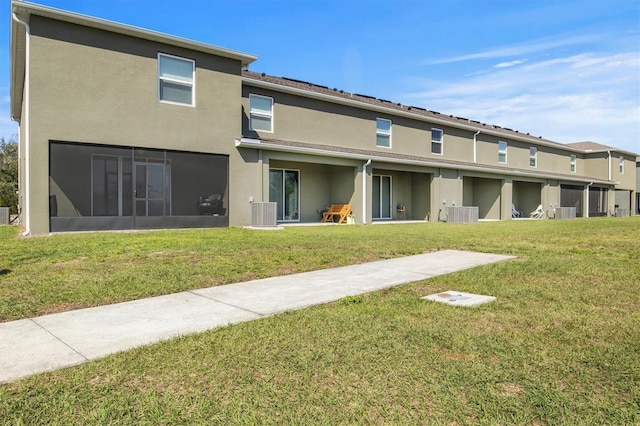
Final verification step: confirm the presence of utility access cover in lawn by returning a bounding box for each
[422,291,496,307]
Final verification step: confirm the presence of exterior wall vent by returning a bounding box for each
[445,206,479,224]
[251,202,278,227]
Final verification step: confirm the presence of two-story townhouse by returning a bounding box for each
[237,72,637,223]
[10,2,638,235]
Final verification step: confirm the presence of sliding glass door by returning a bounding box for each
[269,169,300,221]
[372,174,392,219]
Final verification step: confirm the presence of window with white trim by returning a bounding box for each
[376,118,391,148]
[570,155,576,173]
[498,141,507,163]
[249,94,274,132]
[529,147,537,167]
[431,128,443,154]
[619,156,624,174]
[158,53,195,106]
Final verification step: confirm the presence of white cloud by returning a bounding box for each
[494,60,527,69]
[426,34,599,65]
[402,51,640,154]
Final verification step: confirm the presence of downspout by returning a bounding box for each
[473,131,480,164]
[606,151,612,217]
[586,181,593,218]
[12,13,30,236]
[258,149,263,201]
[362,159,371,224]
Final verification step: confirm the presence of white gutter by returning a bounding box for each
[12,12,30,236]
[581,147,639,158]
[362,159,371,224]
[235,137,615,186]
[607,150,611,181]
[473,131,480,164]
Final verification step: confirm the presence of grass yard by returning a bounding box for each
[1,218,639,424]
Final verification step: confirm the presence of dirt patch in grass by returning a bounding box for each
[497,382,524,397]
[432,345,476,361]
[50,257,89,267]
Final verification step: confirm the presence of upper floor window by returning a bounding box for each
[249,94,274,132]
[498,141,507,163]
[158,53,195,106]
[431,128,443,154]
[376,118,391,148]
[570,155,576,173]
[529,147,537,167]
[619,156,624,174]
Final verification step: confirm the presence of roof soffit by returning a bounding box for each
[10,13,26,121]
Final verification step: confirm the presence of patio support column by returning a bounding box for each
[584,182,593,218]
[502,178,513,220]
[430,170,442,222]
[608,187,615,216]
[362,159,371,224]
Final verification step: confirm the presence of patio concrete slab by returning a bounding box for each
[0,249,514,383]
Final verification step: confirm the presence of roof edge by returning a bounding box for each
[10,7,25,122]
[567,141,639,157]
[241,75,588,155]
[242,72,640,158]
[11,1,258,65]
[10,0,257,121]
[235,137,616,185]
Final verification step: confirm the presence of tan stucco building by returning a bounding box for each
[10,2,638,235]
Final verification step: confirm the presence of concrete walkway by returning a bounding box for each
[0,250,513,383]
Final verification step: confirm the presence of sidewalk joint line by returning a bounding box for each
[30,318,89,361]
[187,290,266,317]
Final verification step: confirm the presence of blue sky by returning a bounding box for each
[2,0,639,154]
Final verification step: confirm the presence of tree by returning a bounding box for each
[0,137,19,215]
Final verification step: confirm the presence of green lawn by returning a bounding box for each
[1,219,639,424]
